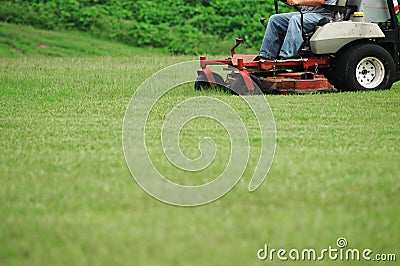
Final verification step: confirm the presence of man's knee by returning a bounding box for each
[268,14,280,25]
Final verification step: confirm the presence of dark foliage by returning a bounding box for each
[0,0,291,54]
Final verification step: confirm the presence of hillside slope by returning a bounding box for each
[0,22,166,57]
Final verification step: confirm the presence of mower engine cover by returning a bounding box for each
[310,22,385,54]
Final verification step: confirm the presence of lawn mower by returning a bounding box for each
[195,0,400,94]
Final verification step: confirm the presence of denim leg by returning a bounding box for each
[259,12,297,59]
[279,13,325,58]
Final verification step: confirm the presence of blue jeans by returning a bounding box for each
[259,12,326,59]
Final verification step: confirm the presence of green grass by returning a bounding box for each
[0,26,399,265]
[0,22,167,56]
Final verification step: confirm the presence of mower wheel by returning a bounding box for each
[335,44,395,91]
[195,71,226,91]
[230,74,262,95]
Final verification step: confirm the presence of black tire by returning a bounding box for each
[334,44,395,91]
[194,71,226,91]
[250,74,263,89]
[324,69,345,91]
[230,74,262,95]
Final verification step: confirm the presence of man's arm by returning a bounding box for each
[287,0,325,6]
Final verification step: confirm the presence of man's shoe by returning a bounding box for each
[254,55,271,61]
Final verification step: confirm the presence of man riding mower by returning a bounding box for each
[195,0,400,94]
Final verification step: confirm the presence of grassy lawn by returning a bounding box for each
[1,25,399,266]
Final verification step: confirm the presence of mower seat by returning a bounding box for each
[322,0,357,22]
[301,0,356,53]
[305,0,357,36]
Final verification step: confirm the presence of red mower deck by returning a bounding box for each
[198,52,337,94]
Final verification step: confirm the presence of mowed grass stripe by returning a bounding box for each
[1,56,399,266]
